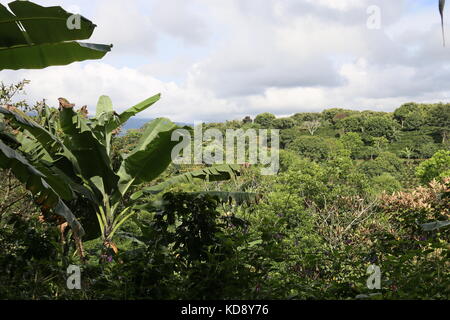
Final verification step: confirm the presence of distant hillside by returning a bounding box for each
[121,118,192,135]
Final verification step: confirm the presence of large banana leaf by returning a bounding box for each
[0,106,80,180]
[92,94,161,152]
[0,122,20,148]
[0,140,84,237]
[116,94,161,128]
[0,42,112,70]
[117,117,180,195]
[0,1,111,70]
[59,106,119,195]
[131,164,242,200]
[0,106,99,203]
[1,107,67,156]
[95,95,114,118]
[94,94,161,135]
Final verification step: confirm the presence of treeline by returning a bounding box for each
[206,103,449,161]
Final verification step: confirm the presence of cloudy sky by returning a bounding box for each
[0,0,448,122]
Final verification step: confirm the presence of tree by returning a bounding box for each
[371,136,389,152]
[291,112,321,124]
[401,147,414,160]
[0,1,111,70]
[321,108,356,124]
[416,150,450,183]
[393,103,430,130]
[302,120,321,135]
[428,103,450,143]
[242,116,253,124]
[340,132,364,159]
[362,116,399,141]
[254,113,276,128]
[273,117,295,129]
[394,103,418,128]
[290,136,344,161]
[335,115,365,133]
[359,152,403,178]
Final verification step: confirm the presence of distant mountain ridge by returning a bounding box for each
[121,118,192,135]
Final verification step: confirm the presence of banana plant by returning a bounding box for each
[0,94,241,254]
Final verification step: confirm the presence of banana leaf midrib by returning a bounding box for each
[0,16,92,24]
[0,41,112,51]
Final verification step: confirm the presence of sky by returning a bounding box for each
[0,0,448,122]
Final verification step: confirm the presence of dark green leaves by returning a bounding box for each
[59,107,119,195]
[0,140,84,237]
[0,0,112,70]
[131,164,242,199]
[116,94,161,130]
[117,118,179,195]
[0,42,111,70]
[6,1,95,44]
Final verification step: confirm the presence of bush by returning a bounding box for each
[416,150,450,183]
[289,136,345,161]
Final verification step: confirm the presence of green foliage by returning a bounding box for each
[416,150,450,183]
[393,103,430,131]
[254,112,276,128]
[289,136,346,161]
[340,132,364,159]
[322,108,357,124]
[369,173,402,195]
[362,116,400,141]
[335,115,365,133]
[272,117,296,129]
[0,1,112,70]
[291,112,321,123]
[358,152,403,178]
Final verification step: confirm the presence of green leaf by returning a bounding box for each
[0,41,111,70]
[59,107,119,195]
[0,140,84,237]
[0,1,112,70]
[0,106,80,179]
[4,1,96,44]
[131,164,241,200]
[116,94,161,128]
[95,95,114,118]
[117,117,179,195]
[91,94,161,149]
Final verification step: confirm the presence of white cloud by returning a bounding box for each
[1,0,449,123]
[1,63,237,123]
